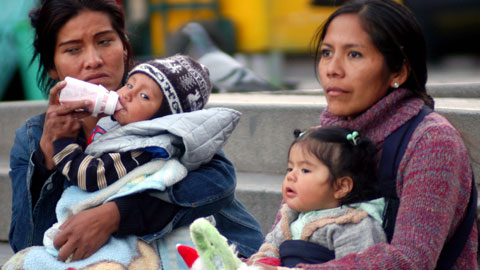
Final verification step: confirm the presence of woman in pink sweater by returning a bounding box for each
[258,0,477,269]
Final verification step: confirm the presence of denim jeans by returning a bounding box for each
[9,113,263,257]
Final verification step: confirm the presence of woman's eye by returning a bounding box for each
[65,47,80,54]
[349,51,362,58]
[126,83,133,89]
[99,39,112,46]
[140,93,150,100]
[320,49,332,58]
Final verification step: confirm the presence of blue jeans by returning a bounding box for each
[9,113,263,257]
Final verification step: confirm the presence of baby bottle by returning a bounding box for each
[59,76,123,116]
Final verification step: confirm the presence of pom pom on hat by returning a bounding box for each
[128,54,212,116]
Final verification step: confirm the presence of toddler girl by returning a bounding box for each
[248,126,386,267]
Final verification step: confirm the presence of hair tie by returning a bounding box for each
[346,131,360,145]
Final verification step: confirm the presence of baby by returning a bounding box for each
[52,54,212,191]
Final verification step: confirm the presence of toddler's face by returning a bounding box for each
[114,73,163,125]
[282,143,340,212]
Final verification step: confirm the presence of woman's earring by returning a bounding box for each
[393,82,399,88]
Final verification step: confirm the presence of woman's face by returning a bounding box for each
[49,11,126,91]
[318,14,396,117]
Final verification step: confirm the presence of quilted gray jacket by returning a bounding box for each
[85,107,241,171]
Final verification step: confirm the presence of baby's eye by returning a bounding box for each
[286,167,293,173]
[126,83,133,89]
[301,168,311,173]
[140,93,150,100]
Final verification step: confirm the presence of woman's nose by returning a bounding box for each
[325,55,344,78]
[84,46,103,69]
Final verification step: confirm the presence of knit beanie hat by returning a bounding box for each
[128,54,212,117]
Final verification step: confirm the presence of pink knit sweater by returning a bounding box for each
[276,89,478,269]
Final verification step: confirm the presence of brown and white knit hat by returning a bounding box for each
[128,54,212,115]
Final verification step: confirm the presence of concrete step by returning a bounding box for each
[0,242,13,267]
[0,160,11,243]
[235,172,283,235]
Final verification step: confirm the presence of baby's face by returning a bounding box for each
[282,143,340,212]
[114,73,163,125]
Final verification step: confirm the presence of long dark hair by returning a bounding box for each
[312,0,433,108]
[291,126,380,205]
[29,0,134,95]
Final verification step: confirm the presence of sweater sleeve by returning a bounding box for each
[248,222,283,263]
[53,137,153,191]
[289,118,476,269]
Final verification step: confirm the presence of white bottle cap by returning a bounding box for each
[104,91,120,115]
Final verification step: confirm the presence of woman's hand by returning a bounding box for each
[246,259,281,270]
[53,201,120,262]
[39,81,90,169]
[251,263,280,269]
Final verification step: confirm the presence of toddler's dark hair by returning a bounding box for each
[291,126,380,205]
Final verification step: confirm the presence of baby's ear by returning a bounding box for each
[333,176,353,200]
